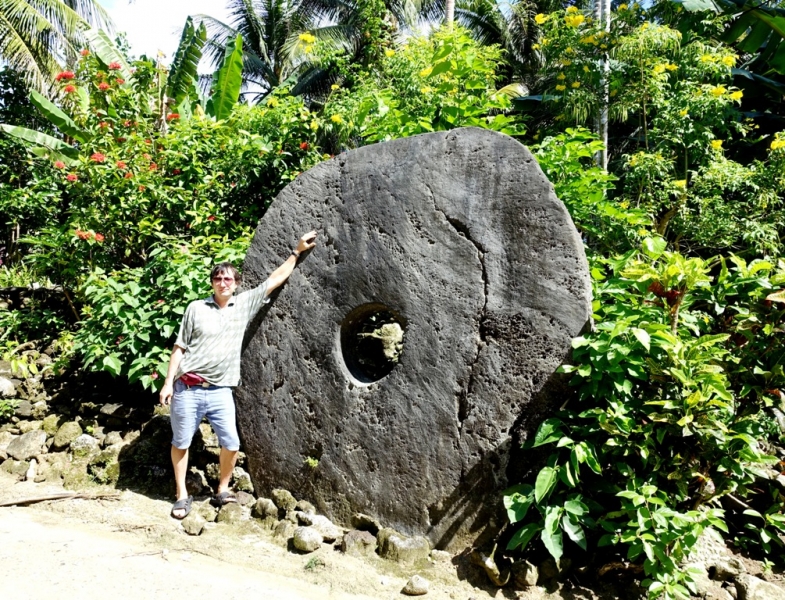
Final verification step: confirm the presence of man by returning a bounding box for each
[159,231,318,518]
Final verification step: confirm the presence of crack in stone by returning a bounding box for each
[423,182,489,430]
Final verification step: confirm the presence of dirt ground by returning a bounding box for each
[0,471,518,600]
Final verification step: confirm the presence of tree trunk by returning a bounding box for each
[593,0,611,170]
[445,0,455,26]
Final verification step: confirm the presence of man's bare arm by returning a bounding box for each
[266,230,318,295]
[159,344,185,405]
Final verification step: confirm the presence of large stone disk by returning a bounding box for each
[237,127,591,550]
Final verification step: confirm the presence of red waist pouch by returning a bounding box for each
[180,372,206,385]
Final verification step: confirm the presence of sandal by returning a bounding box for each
[171,495,193,519]
[210,491,238,507]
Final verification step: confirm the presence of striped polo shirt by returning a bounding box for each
[174,280,269,387]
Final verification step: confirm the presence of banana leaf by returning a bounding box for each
[167,17,207,108]
[206,34,244,121]
[0,124,79,166]
[29,91,91,143]
[86,28,133,85]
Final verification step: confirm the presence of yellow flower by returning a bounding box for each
[583,65,590,73]
[700,54,713,63]
[557,73,566,80]
[771,139,785,150]
[304,45,313,53]
[710,140,723,150]
[652,64,666,75]
[679,108,688,117]
[310,120,319,131]
[620,200,629,209]
[535,13,547,24]
[566,47,574,54]
[532,43,540,50]
[420,86,432,94]
[555,84,566,91]
[268,97,279,107]
[385,49,395,57]
[729,90,743,101]
[674,180,687,188]
[722,55,736,67]
[710,85,726,97]
[565,14,585,27]
[419,67,433,77]
[298,32,316,44]
[618,3,628,9]
[566,6,579,13]
[580,35,597,45]
[600,44,608,49]
[331,84,340,90]
[571,82,581,88]
[330,114,343,124]
[562,59,572,66]
[665,63,677,71]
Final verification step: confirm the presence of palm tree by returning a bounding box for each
[192,0,426,102]
[0,0,114,94]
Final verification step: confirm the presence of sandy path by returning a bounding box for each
[0,473,483,600]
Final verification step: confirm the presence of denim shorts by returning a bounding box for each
[170,379,239,451]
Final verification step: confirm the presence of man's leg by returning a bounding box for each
[171,445,190,517]
[217,447,238,495]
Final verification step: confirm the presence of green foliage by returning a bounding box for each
[205,34,244,121]
[167,17,207,108]
[74,234,251,391]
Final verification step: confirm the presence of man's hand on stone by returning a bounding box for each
[296,230,318,254]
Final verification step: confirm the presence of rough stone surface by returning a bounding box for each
[273,520,296,540]
[271,488,297,512]
[181,512,206,536]
[352,513,382,535]
[710,558,746,581]
[0,377,16,398]
[377,528,430,564]
[512,560,539,588]
[53,421,82,451]
[42,414,63,436]
[296,499,316,514]
[6,430,46,460]
[18,420,42,434]
[735,574,785,600]
[236,128,592,550]
[232,467,255,493]
[292,526,323,552]
[297,513,341,542]
[341,529,377,558]
[215,502,244,524]
[402,575,430,596]
[253,497,279,519]
[70,434,99,457]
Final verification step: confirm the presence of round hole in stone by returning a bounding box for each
[340,303,406,384]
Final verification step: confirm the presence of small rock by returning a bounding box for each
[25,458,37,481]
[377,528,430,564]
[293,526,323,552]
[402,575,429,596]
[185,469,208,496]
[205,463,221,483]
[252,498,278,519]
[711,558,746,581]
[181,512,206,536]
[53,421,82,451]
[271,488,297,511]
[18,420,42,434]
[232,467,254,493]
[0,430,15,454]
[42,414,63,436]
[430,550,451,563]
[31,401,48,419]
[341,530,377,558]
[6,430,46,460]
[198,423,219,448]
[512,560,539,588]
[13,398,30,415]
[215,502,244,524]
[123,430,140,444]
[352,512,382,535]
[235,491,255,506]
[735,573,785,600]
[295,499,316,514]
[297,513,341,542]
[102,431,124,447]
[273,520,296,540]
[195,500,218,523]
[70,434,99,457]
[0,377,17,399]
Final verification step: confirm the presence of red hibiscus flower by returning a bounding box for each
[108,61,122,70]
[124,172,133,179]
[300,141,309,150]
[64,85,76,93]
[94,233,105,242]
[98,82,110,91]
[207,215,216,221]
[115,78,125,85]
[54,161,65,169]
[116,160,127,169]
[56,71,75,81]
[80,49,90,56]
[149,163,157,171]
[66,173,78,182]
[166,113,180,121]
[90,152,106,163]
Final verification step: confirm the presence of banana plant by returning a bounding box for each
[167,17,208,111]
[205,34,244,121]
